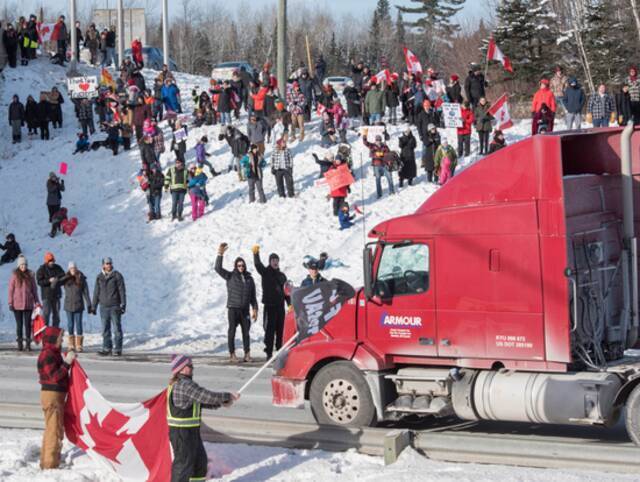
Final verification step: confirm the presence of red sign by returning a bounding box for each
[324,164,355,191]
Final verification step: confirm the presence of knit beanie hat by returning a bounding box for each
[16,255,27,268]
[171,354,192,375]
[269,253,279,261]
[44,252,55,263]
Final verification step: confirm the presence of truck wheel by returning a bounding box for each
[309,361,376,427]
[626,383,640,446]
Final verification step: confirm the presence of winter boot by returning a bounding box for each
[17,338,23,351]
[243,350,251,363]
[26,339,32,352]
[75,335,84,353]
[229,352,238,363]
[67,335,76,352]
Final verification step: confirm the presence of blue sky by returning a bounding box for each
[5,0,488,24]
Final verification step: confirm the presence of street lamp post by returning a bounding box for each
[277,0,287,97]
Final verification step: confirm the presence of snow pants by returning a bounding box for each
[189,193,205,221]
[169,427,207,482]
[40,390,65,469]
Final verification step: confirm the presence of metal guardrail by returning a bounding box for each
[2,403,638,473]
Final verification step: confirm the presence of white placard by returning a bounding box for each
[360,125,386,143]
[174,127,188,141]
[67,76,99,99]
[442,102,462,128]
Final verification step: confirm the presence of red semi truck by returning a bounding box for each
[272,125,640,445]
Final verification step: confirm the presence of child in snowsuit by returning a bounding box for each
[72,133,90,154]
[49,208,68,238]
[188,166,208,221]
[0,233,22,265]
[338,202,355,230]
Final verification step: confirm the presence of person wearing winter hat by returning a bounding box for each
[8,255,39,351]
[301,258,326,287]
[91,257,127,356]
[488,129,507,154]
[215,243,258,362]
[252,245,290,359]
[446,74,463,103]
[37,326,76,469]
[36,252,65,328]
[62,261,91,353]
[531,79,556,135]
[0,232,22,265]
[168,354,238,482]
[46,172,65,223]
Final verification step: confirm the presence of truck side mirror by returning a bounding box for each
[363,246,374,299]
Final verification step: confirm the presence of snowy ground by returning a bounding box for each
[0,428,637,482]
[0,58,532,354]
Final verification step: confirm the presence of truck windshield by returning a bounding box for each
[377,243,429,296]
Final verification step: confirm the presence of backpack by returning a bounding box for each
[384,151,401,171]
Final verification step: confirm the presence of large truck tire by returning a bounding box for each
[626,383,640,446]
[309,361,376,427]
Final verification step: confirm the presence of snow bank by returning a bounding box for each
[0,59,534,354]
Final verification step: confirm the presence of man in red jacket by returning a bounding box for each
[457,101,475,157]
[37,326,75,469]
[531,79,557,135]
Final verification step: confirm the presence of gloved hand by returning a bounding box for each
[119,305,126,315]
[64,350,77,364]
[252,245,260,255]
[8,305,14,312]
[218,242,228,255]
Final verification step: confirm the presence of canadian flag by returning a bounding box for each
[64,362,173,481]
[488,93,514,130]
[403,47,422,74]
[487,36,513,73]
[372,69,393,85]
[31,304,46,344]
[38,22,62,43]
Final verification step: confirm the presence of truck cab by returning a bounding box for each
[272,126,640,445]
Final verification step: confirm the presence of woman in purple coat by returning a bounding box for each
[8,256,40,351]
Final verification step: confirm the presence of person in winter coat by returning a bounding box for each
[343,80,362,119]
[386,79,400,125]
[46,172,65,222]
[363,131,393,198]
[318,82,338,111]
[8,255,38,351]
[147,163,165,220]
[132,95,152,142]
[626,66,640,125]
[446,74,464,103]
[364,81,386,124]
[49,207,68,238]
[617,84,633,127]
[25,95,38,135]
[240,144,267,203]
[164,159,189,221]
[215,243,258,362]
[421,123,440,182]
[415,99,440,139]
[139,135,157,167]
[220,126,251,180]
[62,261,91,352]
[457,101,475,158]
[488,129,506,153]
[550,66,568,113]
[161,79,181,114]
[434,138,458,185]
[72,133,90,154]
[271,140,295,198]
[90,257,126,356]
[398,128,417,187]
[2,23,18,68]
[77,98,95,136]
[297,70,315,121]
[320,111,337,148]
[252,246,290,358]
[194,136,218,177]
[36,93,51,140]
[532,103,555,135]
[36,251,65,328]
[464,66,486,107]
[170,120,187,163]
[326,156,350,216]
[474,98,493,155]
[287,82,307,141]
[131,37,143,68]
[212,80,235,126]
[167,355,238,482]
[562,77,585,130]
[37,326,76,469]
[338,202,355,230]
[247,114,268,156]
[85,24,99,65]
[48,87,64,129]
[588,84,615,128]
[301,258,326,287]
[8,94,24,143]
[531,79,556,135]
[0,233,21,265]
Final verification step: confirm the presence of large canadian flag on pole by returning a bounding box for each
[487,36,513,73]
[488,93,514,130]
[64,362,173,481]
[403,47,422,74]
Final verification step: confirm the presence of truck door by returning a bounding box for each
[365,241,437,357]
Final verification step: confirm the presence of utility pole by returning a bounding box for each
[162,0,169,66]
[67,0,79,76]
[277,0,287,98]
[116,0,124,68]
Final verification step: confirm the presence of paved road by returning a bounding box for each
[0,350,633,446]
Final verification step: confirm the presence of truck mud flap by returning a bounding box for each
[272,376,306,409]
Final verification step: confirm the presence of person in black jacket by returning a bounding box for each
[617,84,633,127]
[252,246,290,359]
[398,128,417,187]
[46,172,65,222]
[62,261,91,352]
[0,233,21,265]
[90,257,126,356]
[343,80,361,119]
[36,252,65,328]
[9,94,25,143]
[147,164,165,220]
[25,95,38,135]
[215,243,258,362]
[464,65,487,108]
[218,126,250,176]
[385,80,400,125]
[446,74,464,103]
[2,23,18,68]
[36,93,51,140]
[421,123,440,183]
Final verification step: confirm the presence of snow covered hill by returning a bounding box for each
[0,59,533,354]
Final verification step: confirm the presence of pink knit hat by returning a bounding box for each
[171,354,192,375]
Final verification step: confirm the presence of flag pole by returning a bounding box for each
[484,34,492,82]
[237,334,298,394]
